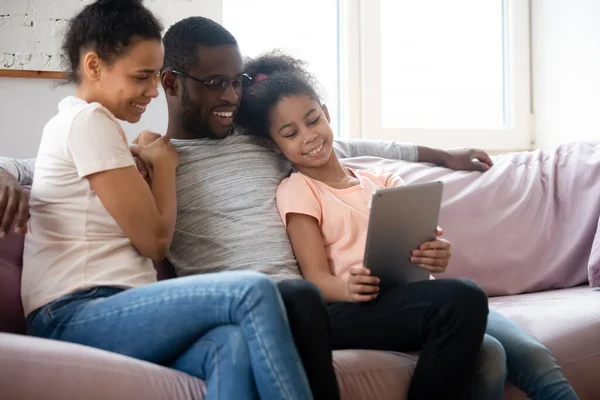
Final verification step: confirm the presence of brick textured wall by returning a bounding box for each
[0,0,221,71]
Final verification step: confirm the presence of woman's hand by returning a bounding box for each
[346,266,380,302]
[130,135,179,171]
[131,130,163,183]
[411,227,451,274]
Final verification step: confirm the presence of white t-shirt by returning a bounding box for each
[22,96,156,316]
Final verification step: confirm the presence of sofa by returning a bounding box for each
[2,145,600,399]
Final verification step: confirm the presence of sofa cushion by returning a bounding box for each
[0,224,26,334]
[491,286,600,400]
[0,332,206,400]
[334,349,417,400]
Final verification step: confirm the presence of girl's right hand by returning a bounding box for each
[346,266,380,302]
[130,135,179,169]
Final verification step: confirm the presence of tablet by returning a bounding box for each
[364,181,444,289]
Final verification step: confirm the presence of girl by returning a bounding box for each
[236,51,579,400]
[21,3,312,400]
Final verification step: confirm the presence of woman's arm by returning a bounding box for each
[87,138,178,262]
[88,166,176,261]
[67,105,179,262]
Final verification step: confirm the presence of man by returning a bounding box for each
[0,16,493,399]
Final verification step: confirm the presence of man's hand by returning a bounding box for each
[131,130,162,183]
[411,227,451,273]
[443,148,494,172]
[0,170,29,236]
[346,266,380,302]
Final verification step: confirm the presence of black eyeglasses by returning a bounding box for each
[171,70,252,92]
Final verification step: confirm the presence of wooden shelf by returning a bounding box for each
[0,69,67,79]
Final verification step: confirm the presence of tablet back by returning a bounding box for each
[364,181,444,289]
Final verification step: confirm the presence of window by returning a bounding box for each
[359,0,531,150]
[380,0,504,130]
[220,0,531,150]
[223,0,341,133]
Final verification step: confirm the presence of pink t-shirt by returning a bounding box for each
[277,168,404,279]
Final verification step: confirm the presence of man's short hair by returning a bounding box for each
[163,16,238,72]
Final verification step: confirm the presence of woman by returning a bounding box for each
[21,2,313,400]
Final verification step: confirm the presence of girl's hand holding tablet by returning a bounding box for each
[411,227,452,274]
[346,266,380,303]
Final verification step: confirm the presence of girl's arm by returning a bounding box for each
[286,212,352,303]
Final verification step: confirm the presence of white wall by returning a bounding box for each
[8,0,600,156]
[532,0,600,148]
[0,78,169,157]
[0,0,222,158]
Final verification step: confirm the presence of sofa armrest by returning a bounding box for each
[0,333,206,400]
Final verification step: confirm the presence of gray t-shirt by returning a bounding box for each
[169,135,417,281]
[0,136,417,281]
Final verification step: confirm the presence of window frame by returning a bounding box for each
[346,0,533,151]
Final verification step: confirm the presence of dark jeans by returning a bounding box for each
[277,279,341,400]
[328,278,489,400]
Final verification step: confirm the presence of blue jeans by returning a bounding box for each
[474,310,578,400]
[26,271,313,400]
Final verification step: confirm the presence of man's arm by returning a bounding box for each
[416,146,493,172]
[0,158,33,235]
[333,139,419,161]
[333,139,493,172]
[0,157,36,186]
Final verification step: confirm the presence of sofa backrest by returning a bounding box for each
[341,154,592,296]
